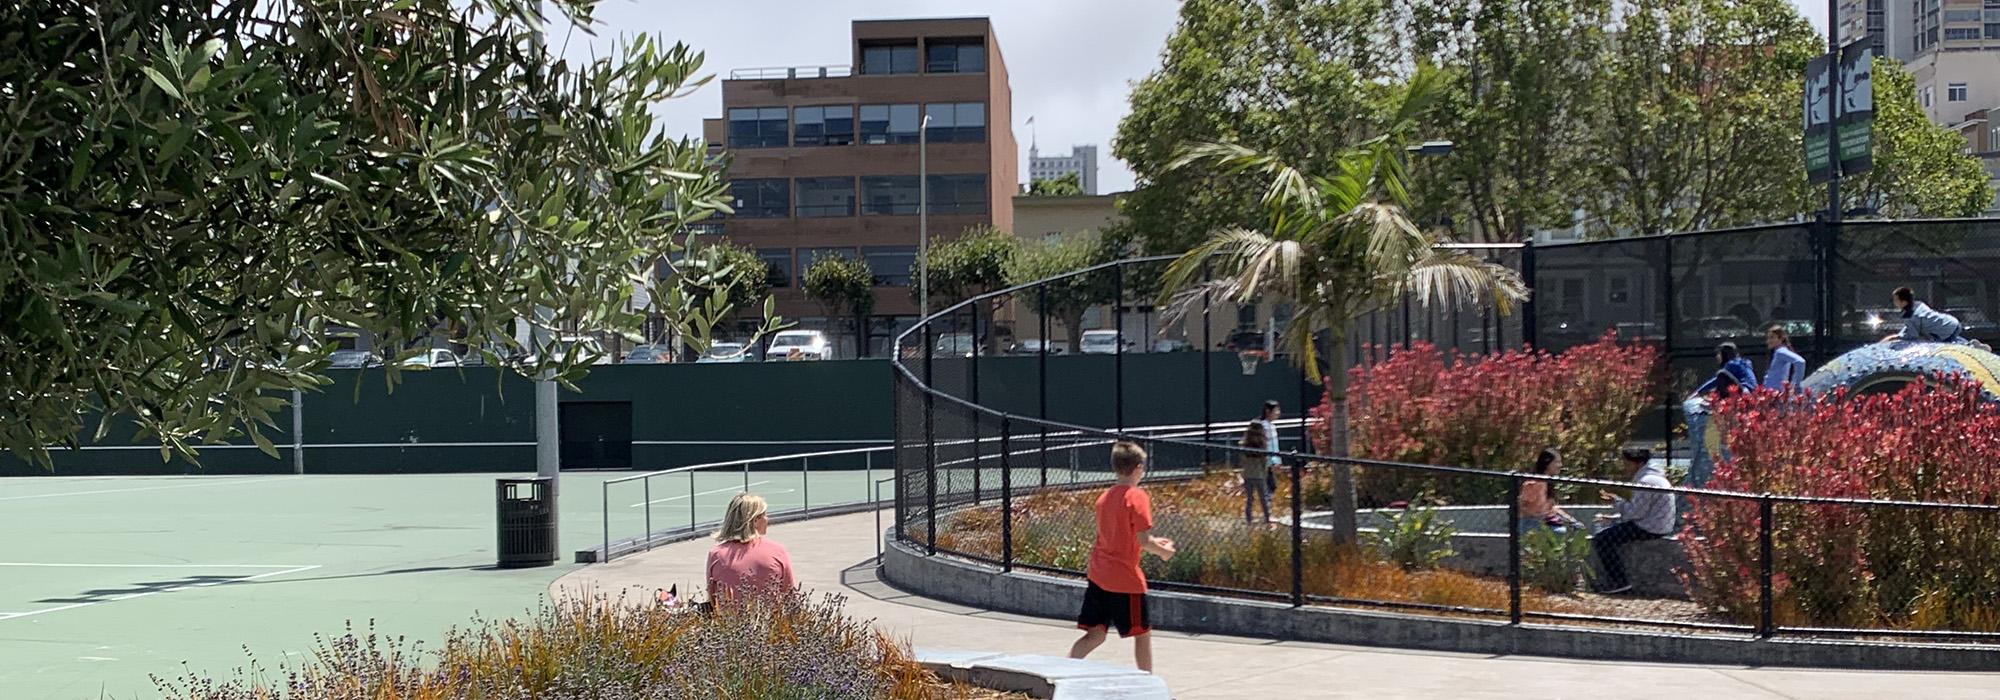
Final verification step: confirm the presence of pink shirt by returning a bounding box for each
[705,537,796,600]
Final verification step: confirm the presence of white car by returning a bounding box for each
[765,330,834,361]
[1080,330,1131,355]
[697,342,753,363]
[399,348,462,369]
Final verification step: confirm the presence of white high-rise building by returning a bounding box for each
[1028,144,1099,195]
[1838,0,2000,213]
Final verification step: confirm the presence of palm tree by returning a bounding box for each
[1157,68,1527,542]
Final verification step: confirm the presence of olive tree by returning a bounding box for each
[0,0,776,463]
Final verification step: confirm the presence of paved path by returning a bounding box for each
[551,510,1999,700]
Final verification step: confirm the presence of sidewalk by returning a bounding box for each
[551,510,1998,699]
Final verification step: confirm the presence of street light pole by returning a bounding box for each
[919,114,931,317]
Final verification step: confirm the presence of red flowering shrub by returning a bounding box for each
[1324,333,1657,505]
[1685,379,2000,631]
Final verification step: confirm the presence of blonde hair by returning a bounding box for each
[1111,441,1147,476]
[714,492,769,543]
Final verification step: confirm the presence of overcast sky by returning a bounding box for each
[552,1,1830,194]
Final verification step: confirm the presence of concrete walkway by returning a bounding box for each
[551,510,1999,699]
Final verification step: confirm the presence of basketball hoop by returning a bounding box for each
[1238,349,1269,375]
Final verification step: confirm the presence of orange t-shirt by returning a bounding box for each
[1086,484,1154,593]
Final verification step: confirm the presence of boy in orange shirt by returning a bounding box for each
[1069,441,1177,672]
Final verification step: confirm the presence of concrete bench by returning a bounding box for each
[1443,532,1693,599]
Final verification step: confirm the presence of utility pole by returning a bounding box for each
[919,114,932,318]
[1825,0,1844,223]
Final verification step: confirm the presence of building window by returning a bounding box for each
[860,104,920,145]
[757,249,794,288]
[794,106,854,146]
[729,179,790,218]
[1987,22,2000,39]
[1945,9,1983,22]
[925,39,986,73]
[861,176,920,215]
[924,102,986,143]
[1923,85,1934,107]
[727,107,787,148]
[864,246,917,286]
[927,174,988,215]
[1949,83,1970,102]
[796,177,856,217]
[860,43,918,75]
[687,222,724,236]
[1945,27,1981,40]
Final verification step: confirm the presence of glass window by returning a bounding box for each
[757,249,794,288]
[729,179,789,218]
[793,106,855,147]
[1945,9,1983,22]
[923,102,986,143]
[861,176,921,215]
[1987,22,2000,39]
[796,177,855,217]
[926,174,988,215]
[859,104,920,145]
[727,107,788,148]
[1949,83,1970,102]
[925,40,986,73]
[864,246,917,286]
[800,247,861,275]
[861,44,918,75]
[1945,27,1981,39]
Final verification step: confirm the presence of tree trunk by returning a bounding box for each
[1326,328,1359,545]
[854,310,871,358]
[1063,315,1086,354]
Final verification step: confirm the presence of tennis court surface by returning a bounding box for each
[0,470,883,699]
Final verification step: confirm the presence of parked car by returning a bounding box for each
[1611,322,1664,342]
[1007,339,1064,356]
[1766,319,1815,339]
[1841,309,1904,337]
[327,349,382,369]
[1151,338,1193,353]
[765,330,833,361]
[1943,307,1997,339]
[1080,329,1133,355]
[1684,316,1755,341]
[399,348,462,369]
[1221,329,1266,352]
[623,344,672,364]
[934,333,977,358]
[698,342,753,363]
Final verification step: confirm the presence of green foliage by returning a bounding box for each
[1026,173,1084,197]
[0,0,776,464]
[1845,58,1995,218]
[668,242,779,354]
[1114,0,1402,255]
[910,226,1017,312]
[1574,0,1820,237]
[1006,233,1119,352]
[803,253,876,356]
[1520,526,1595,594]
[1363,502,1457,570]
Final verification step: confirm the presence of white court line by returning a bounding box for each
[0,562,317,569]
[0,477,289,502]
[629,481,771,508]
[0,564,320,623]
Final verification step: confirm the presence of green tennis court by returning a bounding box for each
[0,469,889,700]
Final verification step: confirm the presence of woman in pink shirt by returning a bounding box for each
[705,493,796,602]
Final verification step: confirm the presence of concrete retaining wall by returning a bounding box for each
[881,535,2000,672]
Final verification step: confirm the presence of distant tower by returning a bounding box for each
[1028,143,1099,195]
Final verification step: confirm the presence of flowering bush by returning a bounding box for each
[1684,378,2000,631]
[152,592,989,699]
[1324,334,1658,505]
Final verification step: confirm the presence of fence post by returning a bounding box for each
[1400,294,1412,349]
[1661,233,1677,457]
[290,388,304,474]
[1114,263,1126,432]
[643,477,653,551]
[1039,281,1051,488]
[602,481,611,563]
[1813,220,1838,366]
[970,302,982,506]
[802,456,811,515]
[1291,453,1305,608]
[1758,494,1775,638]
[1519,242,1537,349]
[688,472,696,533]
[925,323,938,556]
[1001,418,1014,573]
[1506,477,1522,625]
[1202,258,1213,466]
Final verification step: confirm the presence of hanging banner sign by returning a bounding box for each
[1803,53,1835,184]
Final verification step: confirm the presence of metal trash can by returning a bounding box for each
[496,477,557,568]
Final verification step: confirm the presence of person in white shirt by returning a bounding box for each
[1762,326,1806,390]
[1591,448,1676,594]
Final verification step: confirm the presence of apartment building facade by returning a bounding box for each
[1027,144,1100,194]
[1841,0,2000,212]
[699,18,1018,356]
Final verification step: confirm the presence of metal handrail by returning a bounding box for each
[728,65,853,80]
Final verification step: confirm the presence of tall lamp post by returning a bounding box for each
[919,113,932,317]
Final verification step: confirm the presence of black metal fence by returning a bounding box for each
[892,220,2000,647]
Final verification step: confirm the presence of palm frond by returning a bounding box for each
[1168,142,1323,214]
[1400,250,1529,315]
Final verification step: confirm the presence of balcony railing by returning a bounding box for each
[729,65,853,80]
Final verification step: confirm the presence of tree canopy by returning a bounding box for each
[910,227,1018,313]
[803,253,876,357]
[1026,173,1084,197]
[1007,232,1119,352]
[1844,58,1996,218]
[0,0,770,463]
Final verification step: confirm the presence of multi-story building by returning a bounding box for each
[697,18,1018,357]
[1027,144,1099,195]
[1840,0,2000,213]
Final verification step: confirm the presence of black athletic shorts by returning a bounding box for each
[1076,580,1150,638]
